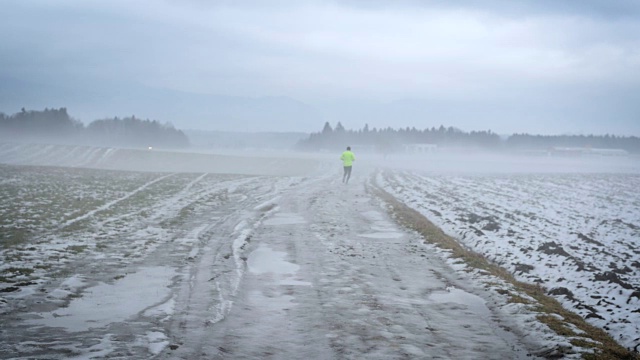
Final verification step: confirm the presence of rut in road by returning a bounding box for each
[162,173,535,359]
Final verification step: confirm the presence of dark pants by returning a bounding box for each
[343,166,352,183]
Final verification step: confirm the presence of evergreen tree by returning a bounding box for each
[294,122,640,154]
[0,108,189,148]
[322,122,333,134]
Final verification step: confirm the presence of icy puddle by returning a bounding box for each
[263,212,306,225]
[358,231,403,239]
[247,244,311,286]
[26,266,175,332]
[428,286,531,359]
[358,210,404,239]
[428,287,490,317]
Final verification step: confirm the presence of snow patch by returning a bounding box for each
[247,244,311,286]
[143,297,176,320]
[145,331,169,355]
[254,196,280,211]
[263,212,306,225]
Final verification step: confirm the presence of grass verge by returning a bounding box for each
[370,183,637,360]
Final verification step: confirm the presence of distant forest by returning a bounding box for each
[0,108,189,148]
[296,122,640,154]
[3,109,638,154]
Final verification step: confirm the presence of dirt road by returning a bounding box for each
[161,170,534,359]
[1,163,541,359]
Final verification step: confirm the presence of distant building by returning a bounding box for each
[403,143,438,153]
[548,147,629,157]
[589,148,629,156]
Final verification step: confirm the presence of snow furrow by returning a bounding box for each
[60,173,175,229]
[378,169,640,350]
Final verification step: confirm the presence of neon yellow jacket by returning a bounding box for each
[340,150,355,166]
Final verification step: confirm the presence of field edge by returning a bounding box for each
[367,176,638,360]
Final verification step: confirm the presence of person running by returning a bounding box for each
[340,146,356,184]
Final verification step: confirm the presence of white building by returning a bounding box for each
[548,147,629,157]
[403,144,438,153]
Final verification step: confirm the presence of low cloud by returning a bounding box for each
[1,0,638,135]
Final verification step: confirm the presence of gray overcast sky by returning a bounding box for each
[1,0,639,135]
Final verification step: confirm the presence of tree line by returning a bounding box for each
[296,122,640,154]
[0,108,189,148]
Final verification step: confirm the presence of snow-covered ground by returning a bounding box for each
[377,168,640,350]
[1,143,639,358]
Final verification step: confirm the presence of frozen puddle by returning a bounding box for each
[428,287,491,317]
[427,286,530,358]
[358,231,403,239]
[26,266,175,332]
[359,210,404,239]
[264,212,307,225]
[247,244,311,286]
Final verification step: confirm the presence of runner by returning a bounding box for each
[340,146,355,184]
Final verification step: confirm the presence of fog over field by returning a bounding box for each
[1,141,638,176]
[2,0,640,358]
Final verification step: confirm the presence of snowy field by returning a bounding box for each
[378,170,640,350]
[0,163,309,358]
[2,142,640,358]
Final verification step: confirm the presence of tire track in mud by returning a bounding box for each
[159,177,301,359]
[70,176,282,358]
[0,174,299,359]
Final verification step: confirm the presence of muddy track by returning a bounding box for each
[157,173,537,359]
[2,168,570,359]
